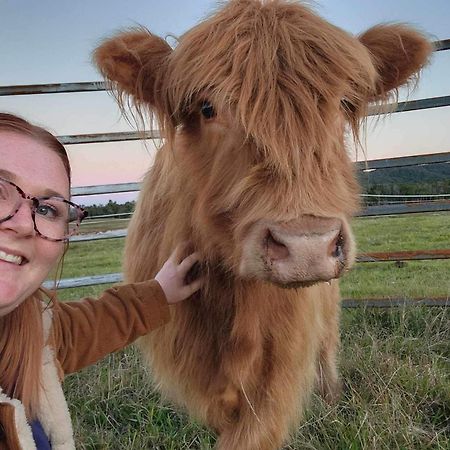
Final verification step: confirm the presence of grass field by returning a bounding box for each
[65,307,449,449]
[57,213,449,449]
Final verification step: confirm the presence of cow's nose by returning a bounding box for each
[264,218,347,281]
[267,227,345,265]
[329,231,345,264]
[239,215,354,287]
[265,225,345,263]
[266,230,290,261]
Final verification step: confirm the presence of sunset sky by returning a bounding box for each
[0,0,448,204]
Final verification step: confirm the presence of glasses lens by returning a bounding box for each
[0,179,20,222]
[34,198,82,240]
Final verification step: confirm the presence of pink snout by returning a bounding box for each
[239,215,355,287]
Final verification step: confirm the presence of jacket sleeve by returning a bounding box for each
[49,280,170,374]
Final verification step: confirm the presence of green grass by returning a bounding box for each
[289,307,450,450]
[62,239,125,278]
[351,213,449,252]
[64,306,449,449]
[343,213,450,300]
[341,260,450,300]
[58,213,449,449]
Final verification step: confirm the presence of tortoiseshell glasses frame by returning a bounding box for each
[0,176,87,242]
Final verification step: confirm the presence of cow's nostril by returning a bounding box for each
[331,232,345,260]
[266,230,290,261]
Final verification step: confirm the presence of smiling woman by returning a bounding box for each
[0,113,202,449]
[0,116,73,442]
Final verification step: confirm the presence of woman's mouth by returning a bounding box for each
[0,249,26,266]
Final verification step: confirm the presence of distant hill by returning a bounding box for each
[358,162,450,195]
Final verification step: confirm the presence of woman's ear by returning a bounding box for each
[93,29,173,106]
[359,24,433,101]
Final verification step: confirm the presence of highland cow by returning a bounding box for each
[94,1,431,448]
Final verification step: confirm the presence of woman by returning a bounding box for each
[0,113,202,449]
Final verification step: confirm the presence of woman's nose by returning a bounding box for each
[0,201,35,237]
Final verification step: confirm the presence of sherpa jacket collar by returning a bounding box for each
[0,307,75,450]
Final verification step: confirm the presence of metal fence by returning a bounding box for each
[2,39,449,306]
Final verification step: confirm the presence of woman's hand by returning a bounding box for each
[155,244,203,304]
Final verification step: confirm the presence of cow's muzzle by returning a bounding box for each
[239,215,355,287]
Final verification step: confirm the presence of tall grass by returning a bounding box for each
[64,306,449,449]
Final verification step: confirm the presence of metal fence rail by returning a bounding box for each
[434,39,450,51]
[341,298,449,308]
[44,273,123,290]
[0,81,106,96]
[357,249,450,262]
[358,200,450,216]
[70,229,127,242]
[59,130,160,145]
[355,151,450,170]
[42,270,449,308]
[42,273,450,308]
[72,182,141,196]
[367,95,450,115]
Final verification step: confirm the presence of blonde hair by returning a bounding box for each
[0,113,70,418]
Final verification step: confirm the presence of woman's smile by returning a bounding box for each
[0,247,27,265]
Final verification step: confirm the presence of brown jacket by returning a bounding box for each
[0,280,169,450]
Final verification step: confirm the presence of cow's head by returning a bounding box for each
[94,0,431,287]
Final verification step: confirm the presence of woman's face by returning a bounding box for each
[0,131,69,316]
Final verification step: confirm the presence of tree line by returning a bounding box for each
[361,180,449,205]
[82,200,136,217]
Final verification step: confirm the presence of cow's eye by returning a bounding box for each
[341,98,356,116]
[200,101,216,119]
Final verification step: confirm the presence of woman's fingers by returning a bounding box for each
[179,252,201,275]
[156,244,203,303]
[183,277,204,297]
[170,241,192,264]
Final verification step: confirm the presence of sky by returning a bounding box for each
[0,0,449,204]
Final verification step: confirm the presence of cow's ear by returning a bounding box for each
[359,24,433,101]
[93,29,172,105]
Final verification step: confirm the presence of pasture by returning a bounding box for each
[58,212,449,449]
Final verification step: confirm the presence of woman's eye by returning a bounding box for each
[36,204,58,219]
[200,101,216,119]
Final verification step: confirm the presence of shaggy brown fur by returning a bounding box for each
[94,1,431,448]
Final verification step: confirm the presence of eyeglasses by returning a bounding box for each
[0,176,87,242]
